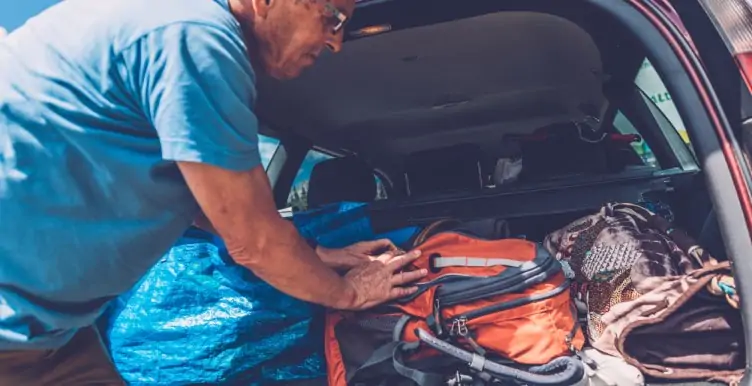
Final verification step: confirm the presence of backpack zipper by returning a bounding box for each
[448,279,571,323]
[441,281,577,361]
[450,316,487,356]
[437,255,560,306]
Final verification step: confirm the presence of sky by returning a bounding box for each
[0,0,59,32]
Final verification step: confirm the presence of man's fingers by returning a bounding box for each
[386,250,422,270]
[391,269,427,286]
[378,239,400,252]
[376,251,396,263]
[364,239,399,254]
[389,286,418,300]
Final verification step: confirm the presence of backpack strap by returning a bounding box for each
[345,315,414,383]
[392,343,446,386]
[411,219,462,248]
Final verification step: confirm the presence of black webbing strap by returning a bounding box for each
[346,341,402,383]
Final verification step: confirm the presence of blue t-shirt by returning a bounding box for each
[0,0,261,349]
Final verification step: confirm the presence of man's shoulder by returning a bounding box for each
[124,0,241,39]
[35,0,242,52]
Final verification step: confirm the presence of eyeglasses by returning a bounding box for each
[323,3,348,34]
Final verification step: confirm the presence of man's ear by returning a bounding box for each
[250,0,271,19]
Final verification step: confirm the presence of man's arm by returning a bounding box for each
[123,23,426,310]
[194,211,399,271]
[179,162,359,309]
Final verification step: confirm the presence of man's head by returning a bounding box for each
[231,0,355,80]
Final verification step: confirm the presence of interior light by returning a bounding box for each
[350,24,392,38]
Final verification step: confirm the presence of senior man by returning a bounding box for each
[0,0,427,384]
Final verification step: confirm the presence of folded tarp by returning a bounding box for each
[101,202,418,385]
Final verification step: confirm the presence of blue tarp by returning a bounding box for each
[294,202,418,249]
[101,202,418,385]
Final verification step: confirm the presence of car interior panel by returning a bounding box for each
[368,170,680,232]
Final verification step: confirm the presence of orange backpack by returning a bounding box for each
[325,224,586,386]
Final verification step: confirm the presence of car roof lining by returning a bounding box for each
[255,8,608,170]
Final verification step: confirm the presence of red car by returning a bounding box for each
[253,0,752,384]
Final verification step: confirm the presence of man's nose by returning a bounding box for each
[326,33,344,53]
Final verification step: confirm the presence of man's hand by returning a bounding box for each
[176,162,427,311]
[340,250,427,310]
[317,239,401,271]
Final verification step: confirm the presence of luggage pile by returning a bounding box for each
[102,196,744,385]
[324,202,745,386]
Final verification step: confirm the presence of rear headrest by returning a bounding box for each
[308,156,377,208]
[404,143,484,197]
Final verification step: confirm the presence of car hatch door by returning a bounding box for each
[652,0,752,172]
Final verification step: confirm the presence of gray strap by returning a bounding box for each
[434,256,523,268]
[393,315,411,341]
[391,316,442,385]
[392,342,445,386]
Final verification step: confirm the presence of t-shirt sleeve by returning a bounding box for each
[119,22,261,171]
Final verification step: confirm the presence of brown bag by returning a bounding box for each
[544,202,744,384]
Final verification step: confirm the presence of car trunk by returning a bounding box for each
[257,0,743,384]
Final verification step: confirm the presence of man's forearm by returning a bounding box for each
[229,217,357,309]
[196,211,351,271]
[177,162,359,310]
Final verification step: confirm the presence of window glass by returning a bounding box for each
[375,176,388,201]
[613,111,659,168]
[634,59,691,145]
[287,150,388,212]
[287,150,332,212]
[259,135,280,170]
[612,58,698,168]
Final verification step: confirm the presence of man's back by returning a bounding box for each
[0,0,259,349]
